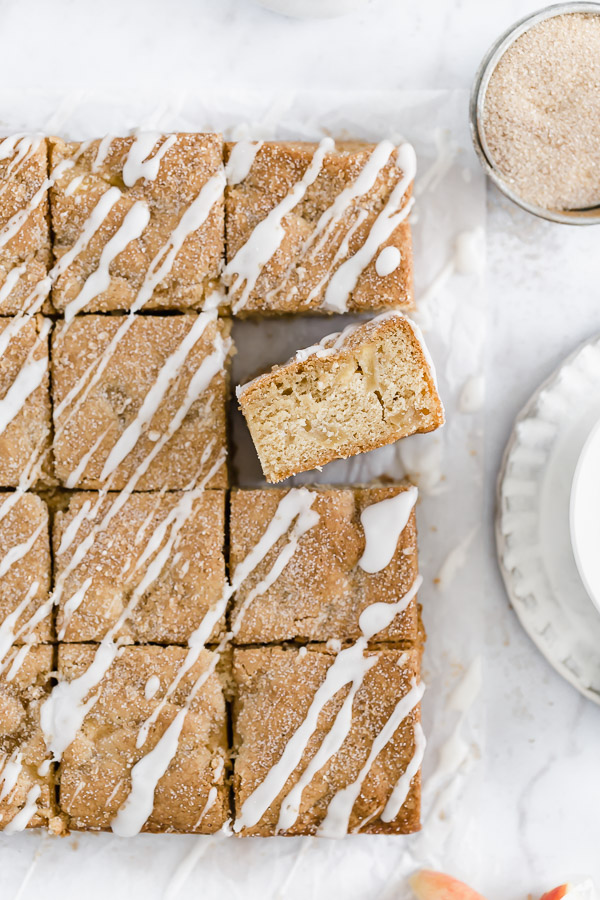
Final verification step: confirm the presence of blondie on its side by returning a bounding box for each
[237,312,444,483]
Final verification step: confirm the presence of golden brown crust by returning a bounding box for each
[238,313,444,482]
[232,644,422,836]
[225,141,413,315]
[229,485,419,644]
[51,314,231,490]
[0,315,53,487]
[0,646,55,831]
[0,136,52,316]
[54,490,226,643]
[57,645,229,833]
[0,493,51,643]
[50,134,225,314]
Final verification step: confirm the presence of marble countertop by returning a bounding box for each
[1,0,599,895]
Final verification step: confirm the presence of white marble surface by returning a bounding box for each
[0,0,599,896]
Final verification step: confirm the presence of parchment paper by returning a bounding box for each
[0,88,487,899]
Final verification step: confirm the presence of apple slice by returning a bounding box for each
[410,870,487,900]
[540,888,569,900]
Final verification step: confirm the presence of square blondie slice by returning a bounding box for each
[224,140,413,315]
[237,312,444,482]
[52,313,231,490]
[232,645,423,836]
[0,315,52,487]
[53,490,226,644]
[0,646,58,833]
[50,133,225,315]
[0,136,51,316]
[57,645,229,833]
[0,492,51,646]
[229,485,419,644]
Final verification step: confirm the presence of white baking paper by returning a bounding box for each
[0,88,487,898]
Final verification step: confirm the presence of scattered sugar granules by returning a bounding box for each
[482,12,600,211]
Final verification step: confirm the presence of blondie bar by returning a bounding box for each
[52,313,231,490]
[229,485,419,644]
[53,490,226,643]
[232,644,423,836]
[224,140,414,315]
[50,133,225,315]
[57,645,229,833]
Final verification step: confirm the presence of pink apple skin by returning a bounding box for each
[540,888,570,900]
[410,870,487,900]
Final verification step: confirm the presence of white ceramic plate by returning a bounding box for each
[496,334,600,704]
[571,417,600,612]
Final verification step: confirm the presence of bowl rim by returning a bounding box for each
[570,416,600,610]
[469,1,600,226]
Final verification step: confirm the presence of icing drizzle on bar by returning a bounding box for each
[225,138,415,313]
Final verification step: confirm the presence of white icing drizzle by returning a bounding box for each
[0,264,26,306]
[0,750,23,801]
[0,181,50,252]
[0,582,40,665]
[92,134,115,172]
[380,720,426,821]
[225,140,264,186]
[317,678,424,837]
[226,138,334,313]
[375,245,401,277]
[144,675,160,701]
[3,784,41,833]
[122,132,177,188]
[64,175,84,198]
[63,201,151,322]
[57,577,93,640]
[322,143,416,312]
[358,486,418,574]
[5,644,31,681]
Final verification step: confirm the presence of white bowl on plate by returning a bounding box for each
[570,417,600,611]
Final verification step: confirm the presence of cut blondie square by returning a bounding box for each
[0,646,58,833]
[0,315,52,487]
[229,485,419,644]
[53,490,226,644]
[50,133,225,315]
[56,645,229,834]
[52,313,231,490]
[237,312,444,482]
[232,645,424,836]
[0,136,51,316]
[0,492,51,647]
[224,140,414,315]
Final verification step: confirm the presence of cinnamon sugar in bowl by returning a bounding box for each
[470,3,600,224]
